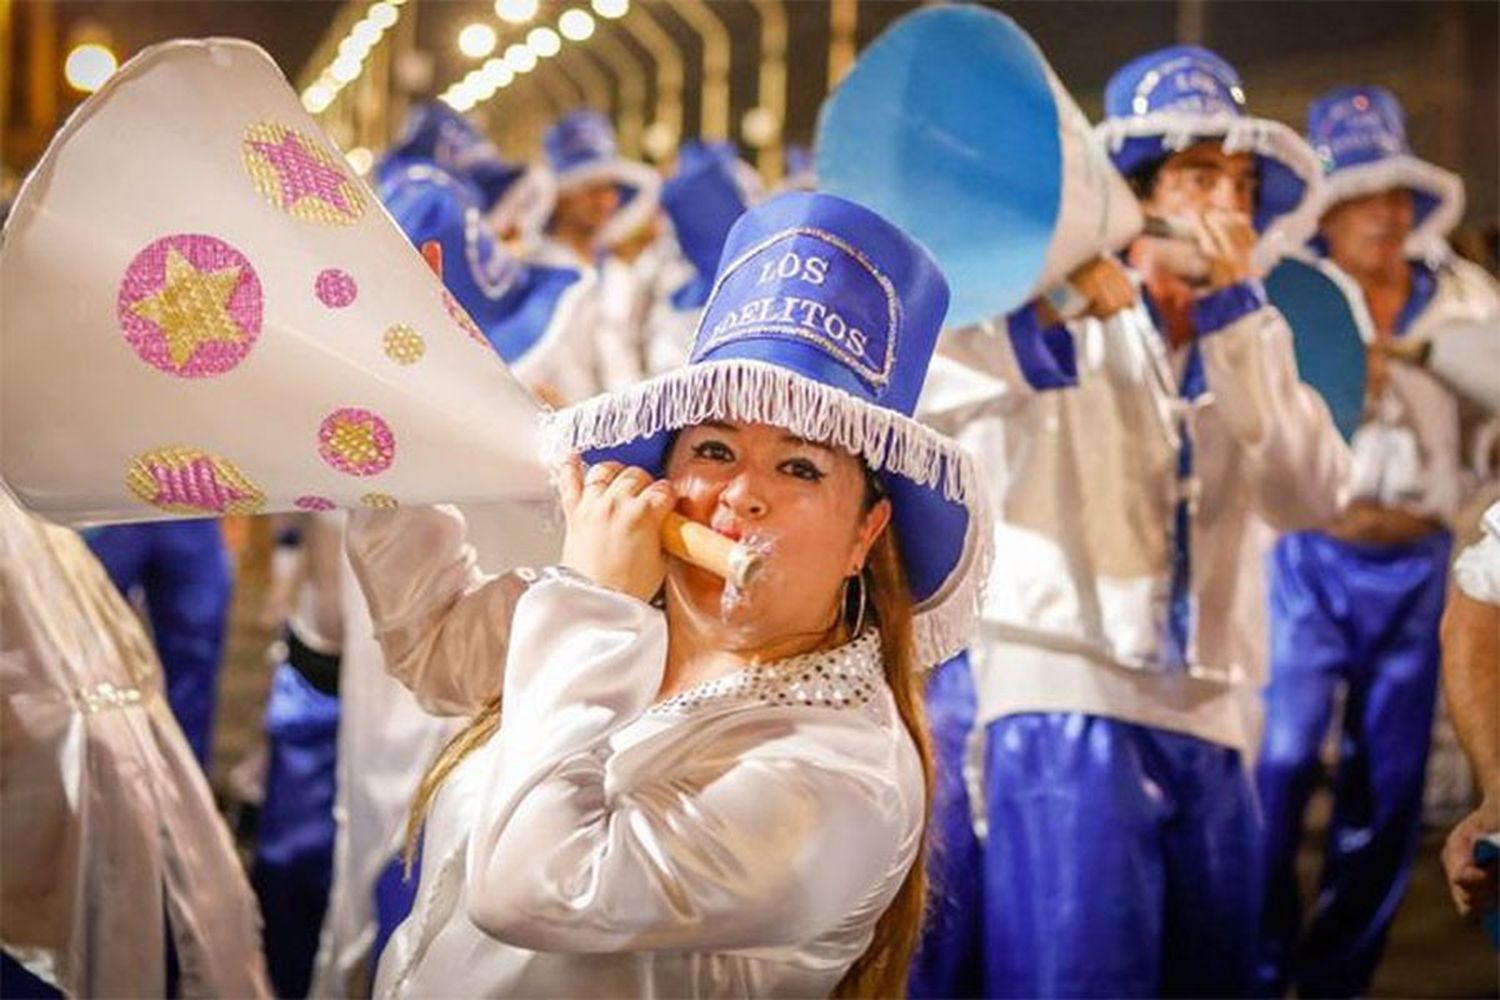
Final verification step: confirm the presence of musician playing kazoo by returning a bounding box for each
[344,191,992,998]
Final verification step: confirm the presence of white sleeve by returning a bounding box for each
[345,505,529,716]
[594,263,647,391]
[1455,503,1500,605]
[919,305,1075,434]
[1196,284,1352,531]
[463,577,917,953]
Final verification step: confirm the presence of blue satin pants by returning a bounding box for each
[914,654,1260,998]
[84,521,232,765]
[1255,529,1451,997]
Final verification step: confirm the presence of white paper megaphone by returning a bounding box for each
[814,4,1142,328]
[0,38,551,526]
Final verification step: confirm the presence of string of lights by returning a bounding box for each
[439,0,629,114]
[300,0,405,116]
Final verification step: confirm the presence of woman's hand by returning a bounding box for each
[557,458,677,602]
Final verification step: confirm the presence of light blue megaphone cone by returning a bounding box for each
[1264,256,1370,442]
[815,4,1140,328]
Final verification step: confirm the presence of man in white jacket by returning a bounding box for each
[505,110,663,402]
[1255,85,1500,997]
[912,46,1349,998]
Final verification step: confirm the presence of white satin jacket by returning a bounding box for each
[920,282,1350,751]
[0,490,270,998]
[1348,256,1499,521]
[345,505,924,998]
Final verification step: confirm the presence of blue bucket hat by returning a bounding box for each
[377,107,584,368]
[1306,85,1464,258]
[543,191,992,666]
[660,141,751,310]
[375,102,524,213]
[527,109,661,250]
[1097,45,1324,264]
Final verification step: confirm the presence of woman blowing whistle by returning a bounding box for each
[345,192,991,998]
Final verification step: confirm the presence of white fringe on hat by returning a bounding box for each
[541,357,993,668]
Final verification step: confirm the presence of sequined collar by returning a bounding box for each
[646,630,886,719]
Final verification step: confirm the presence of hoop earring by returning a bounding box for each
[845,571,868,637]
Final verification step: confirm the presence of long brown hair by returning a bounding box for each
[404,503,935,997]
[831,525,933,998]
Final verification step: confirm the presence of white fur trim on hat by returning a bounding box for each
[1095,111,1326,271]
[555,157,663,250]
[487,164,555,245]
[1318,154,1465,261]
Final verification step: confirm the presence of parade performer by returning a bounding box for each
[375,103,591,392]
[345,190,989,997]
[0,489,270,998]
[914,45,1348,997]
[509,109,663,400]
[1256,86,1500,997]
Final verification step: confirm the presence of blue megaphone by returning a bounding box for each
[1264,256,1370,442]
[815,4,1141,328]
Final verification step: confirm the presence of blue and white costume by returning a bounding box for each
[506,110,664,401]
[374,104,591,391]
[1256,86,1500,998]
[913,46,1348,997]
[346,191,992,998]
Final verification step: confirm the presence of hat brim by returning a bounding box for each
[552,157,663,250]
[1319,154,1465,259]
[1096,112,1324,268]
[541,357,991,667]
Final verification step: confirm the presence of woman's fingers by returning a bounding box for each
[583,461,624,494]
[555,455,585,513]
[603,465,656,503]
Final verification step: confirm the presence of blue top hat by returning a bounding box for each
[375,103,524,212]
[1097,45,1323,259]
[660,142,751,309]
[543,191,992,666]
[1305,86,1464,256]
[533,109,661,250]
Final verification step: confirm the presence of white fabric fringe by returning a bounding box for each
[540,358,993,667]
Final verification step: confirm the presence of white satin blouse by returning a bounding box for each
[345,505,924,998]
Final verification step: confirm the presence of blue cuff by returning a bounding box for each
[1191,279,1267,336]
[1006,302,1078,391]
